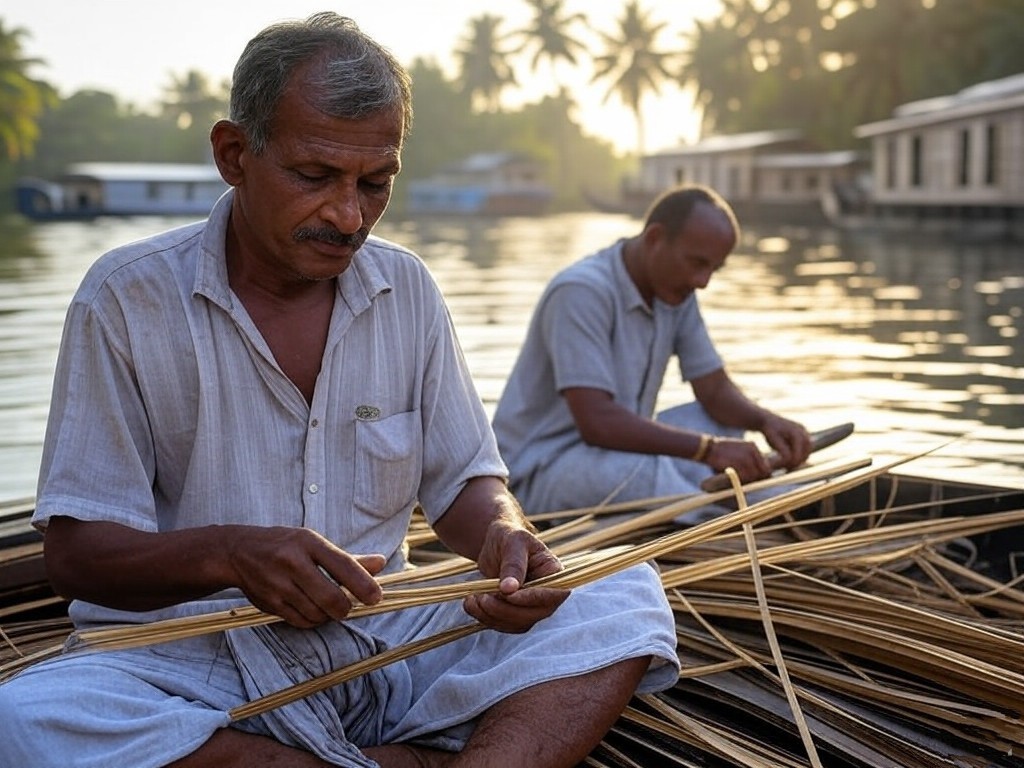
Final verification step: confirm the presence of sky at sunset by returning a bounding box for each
[4,0,723,154]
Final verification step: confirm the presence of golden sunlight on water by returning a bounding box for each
[0,213,1021,502]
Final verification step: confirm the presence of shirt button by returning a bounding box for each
[310,419,319,428]
[308,483,319,494]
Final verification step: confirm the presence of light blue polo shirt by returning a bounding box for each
[493,238,722,499]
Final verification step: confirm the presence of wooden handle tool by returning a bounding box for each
[699,422,855,493]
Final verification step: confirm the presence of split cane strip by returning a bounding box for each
[51,455,873,661]
[33,455,924,664]
[228,621,483,722]
[0,625,21,657]
[729,466,823,768]
[0,452,952,697]
[234,464,907,745]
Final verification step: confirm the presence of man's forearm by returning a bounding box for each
[43,517,237,610]
[432,476,527,562]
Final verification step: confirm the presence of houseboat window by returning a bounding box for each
[673,168,685,185]
[958,128,971,187]
[806,174,819,191]
[910,135,923,187]
[885,138,896,189]
[984,122,999,186]
[146,181,159,200]
[728,167,741,196]
[781,173,792,192]
[185,183,195,201]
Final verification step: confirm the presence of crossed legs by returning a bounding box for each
[168,655,650,768]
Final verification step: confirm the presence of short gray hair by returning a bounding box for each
[229,12,413,153]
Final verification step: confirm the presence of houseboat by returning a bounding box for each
[404,152,552,217]
[589,129,867,224]
[15,162,228,221]
[847,72,1024,238]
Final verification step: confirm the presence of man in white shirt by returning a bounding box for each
[0,13,678,768]
[493,185,813,519]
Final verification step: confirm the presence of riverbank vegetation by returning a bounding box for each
[1,0,1022,213]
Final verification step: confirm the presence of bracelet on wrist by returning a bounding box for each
[692,433,714,463]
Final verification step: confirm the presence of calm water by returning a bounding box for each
[0,212,1021,504]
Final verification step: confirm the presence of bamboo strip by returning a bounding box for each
[658,508,1024,591]
[675,596,1024,713]
[6,442,1023,767]
[693,565,1024,656]
[727,468,823,768]
[228,622,481,722]
[549,455,874,555]
[226,455,992,747]
[673,613,1024,748]
[633,694,811,767]
[54,457,878,660]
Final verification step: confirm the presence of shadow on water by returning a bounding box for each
[0,212,1021,501]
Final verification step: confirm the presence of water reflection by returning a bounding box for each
[0,213,1020,502]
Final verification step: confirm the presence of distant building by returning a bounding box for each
[404,152,552,216]
[852,72,1024,234]
[602,130,866,222]
[15,162,227,221]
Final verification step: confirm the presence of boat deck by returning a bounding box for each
[3,464,1024,766]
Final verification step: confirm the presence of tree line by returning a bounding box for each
[1,0,1022,213]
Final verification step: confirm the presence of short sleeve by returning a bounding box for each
[540,282,619,395]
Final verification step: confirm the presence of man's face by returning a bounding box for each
[649,205,736,306]
[229,68,403,287]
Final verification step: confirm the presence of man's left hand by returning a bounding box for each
[466,518,569,633]
[761,414,813,469]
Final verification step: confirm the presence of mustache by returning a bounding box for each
[293,226,367,249]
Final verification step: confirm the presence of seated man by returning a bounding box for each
[492,185,813,520]
[0,14,678,768]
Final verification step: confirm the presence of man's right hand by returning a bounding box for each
[225,525,385,627]
[703,437,773,482]
[43,517,384,628]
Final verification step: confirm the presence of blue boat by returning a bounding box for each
[405,152,552,216]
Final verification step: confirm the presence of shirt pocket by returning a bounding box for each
[354,409,422,519]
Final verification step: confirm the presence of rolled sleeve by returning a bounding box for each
[35,292,158,533]
[418,305,506,524]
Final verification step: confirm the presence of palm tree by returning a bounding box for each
[828,0,944,126]
[160,69,229,161]
[0,20,55,161]
[590,0,677,155]
[967,0,1024,81]
[161,69,227,132]
[677,13,756,138]
[512,0,588,82]
[454,14,518,113]
[512,0,589,197]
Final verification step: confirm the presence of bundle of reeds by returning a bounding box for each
[2,453,1023,767]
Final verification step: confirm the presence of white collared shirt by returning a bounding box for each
[35,191,505,624]
[493,238,722,487]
